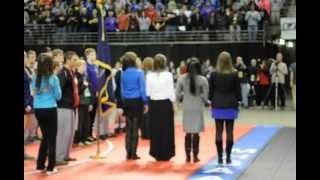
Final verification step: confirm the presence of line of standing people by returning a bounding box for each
[25,48,121,175]
[119,51,241,165]
[234,52,290,110]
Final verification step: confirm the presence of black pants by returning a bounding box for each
[140,112,150,139]
[215,119,234,160]
[34,108,57,171]
[75,105,90,143]
[89,100,97,138]
[123,98,144,157]
[257,84,269,106]
[270,83,286,107]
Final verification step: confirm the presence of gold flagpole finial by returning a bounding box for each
[97,0,106,41]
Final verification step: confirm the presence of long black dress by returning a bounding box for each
[149,99,175,161]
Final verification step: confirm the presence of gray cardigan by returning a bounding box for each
[176,74,209,133]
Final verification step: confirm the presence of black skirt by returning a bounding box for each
[149,99,175,161]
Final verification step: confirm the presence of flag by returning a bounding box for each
[95,4,116,116]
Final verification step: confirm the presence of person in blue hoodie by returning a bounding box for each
[32,54,62,175]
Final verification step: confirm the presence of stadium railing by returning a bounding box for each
[24,24,265,45]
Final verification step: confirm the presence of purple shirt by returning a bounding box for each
[105,17,118,32]
[200,6,214,19]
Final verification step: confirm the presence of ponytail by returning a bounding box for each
[187,57,201,96]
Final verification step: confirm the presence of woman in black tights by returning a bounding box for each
[209,51,241,165]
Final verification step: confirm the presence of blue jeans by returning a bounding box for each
[165,25,176,41]
[248,25,258,41]
[241,83,250,107]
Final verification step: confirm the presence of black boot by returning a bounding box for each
[226,140,233,164]
[185,134,192,163]
[192,134,200,163]
[216,140,223,164]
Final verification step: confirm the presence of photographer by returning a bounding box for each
[269,52,288,110]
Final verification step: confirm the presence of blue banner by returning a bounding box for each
[189,126,281,180]
[95,4,116,116]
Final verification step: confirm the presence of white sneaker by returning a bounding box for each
[46,168,58,175]
[78,142,85,147]
[84,141,92,145]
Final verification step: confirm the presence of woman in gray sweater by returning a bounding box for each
[176,57,209,163]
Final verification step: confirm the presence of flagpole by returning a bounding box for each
[90,0,107,160]
[90,95,106,159]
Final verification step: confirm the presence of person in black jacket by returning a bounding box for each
[228,7,242,41]
[66,0,81,32]
[190,9,203,31]
[74,60,94,146]
[176,9,188,41]
[78,8,89,32]
[203,11,215,31]
[209,51,241,165]
[247,59,259,107]
[235,56,250,108]
[215,8,228,41]
[56,51,79,165]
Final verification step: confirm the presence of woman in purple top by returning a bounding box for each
[200,1,214,19]
[105,10,118,32]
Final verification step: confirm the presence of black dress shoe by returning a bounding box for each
[64,157,77,161]
[193,157,200,163]
[186,156,191,163]
[56,161,68,166]
[226,157,232,164]
[99,135,107,140]
[106,133,116,138]
[131,155,141,160]
[218,158,223,165]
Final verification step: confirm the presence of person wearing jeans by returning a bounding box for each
[248,25,258,41]
[245,2,261,41]
[235,56,249,108]
[240,83,250,108]
[32,54,62,175]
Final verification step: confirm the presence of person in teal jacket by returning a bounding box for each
[32,54,62,175]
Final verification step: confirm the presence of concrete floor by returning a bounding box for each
[238,128,296,180]
[175,104,296,128]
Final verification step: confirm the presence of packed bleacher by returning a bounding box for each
[24,0,271,39]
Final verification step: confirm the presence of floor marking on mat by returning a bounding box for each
[189,126,281,180]
[24,140,114,176]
